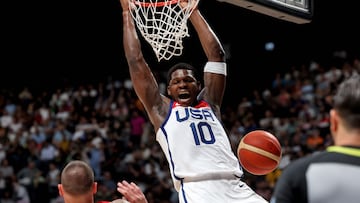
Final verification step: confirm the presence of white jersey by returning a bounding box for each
[156,100,243,191]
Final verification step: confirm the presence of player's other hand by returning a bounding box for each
[180,0,198,11]
[120,0,135,11]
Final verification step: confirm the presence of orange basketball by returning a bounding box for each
[237,130,282,175]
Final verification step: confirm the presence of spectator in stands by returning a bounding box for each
[129,109,146,149]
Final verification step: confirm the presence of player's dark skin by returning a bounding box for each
[120,0,226,132]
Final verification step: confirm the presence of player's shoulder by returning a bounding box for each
[195,100,210,108]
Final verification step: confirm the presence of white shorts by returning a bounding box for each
[178,178,268,203]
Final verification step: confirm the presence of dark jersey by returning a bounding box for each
[271,146,360,203]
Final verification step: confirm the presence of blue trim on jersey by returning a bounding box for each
[159,100,182,181]
[160,100,173,129]
[160,127,182,181]
[180,180,188,203]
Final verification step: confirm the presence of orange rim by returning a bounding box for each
[132,0,178,7]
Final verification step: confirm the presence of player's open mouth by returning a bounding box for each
[178,93,190,99]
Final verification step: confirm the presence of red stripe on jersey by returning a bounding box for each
[172,100,209,108]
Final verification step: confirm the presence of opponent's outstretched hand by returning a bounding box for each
[117,180,148,203]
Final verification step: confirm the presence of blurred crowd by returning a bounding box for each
[0,51,359,203]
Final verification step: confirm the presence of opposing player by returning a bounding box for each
[271,74,360,203]
[120,0,268,202]
[58,160,147,203]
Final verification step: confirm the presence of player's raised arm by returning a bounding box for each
[190,8,226,116]
[120,0,167,129]
[186,1,226,114]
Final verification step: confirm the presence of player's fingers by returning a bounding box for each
[117,180,130,193]
[117,181,146,203]
[129,182,142,194]
[117,181,137,196]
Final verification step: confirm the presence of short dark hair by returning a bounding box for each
[60,160,94,195]
[167,62,199,85]
[333,74,360,129]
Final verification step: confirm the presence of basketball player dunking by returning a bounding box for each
[120,0,268,202]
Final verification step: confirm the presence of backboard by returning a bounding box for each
[216,0,313,24]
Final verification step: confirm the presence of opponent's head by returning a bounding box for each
[58,160,97,202]
[167,62,201,106]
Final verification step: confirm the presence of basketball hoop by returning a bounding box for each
[129,0,199,61]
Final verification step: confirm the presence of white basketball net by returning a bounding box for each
[129,0,200,61]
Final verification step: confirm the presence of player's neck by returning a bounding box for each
[63,195,94,203]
